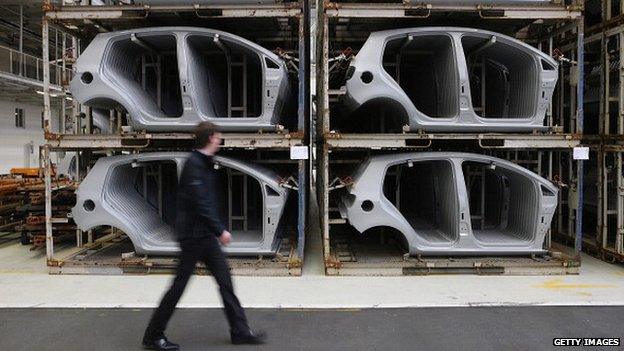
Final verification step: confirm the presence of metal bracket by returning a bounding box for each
[328,176,354,191]
[553,174,568,188]
[553,48,578,65]
[276,48,300,73]
[328,48,354,74]
[279,175,299,190]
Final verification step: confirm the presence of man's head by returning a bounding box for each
[194,121,222,154]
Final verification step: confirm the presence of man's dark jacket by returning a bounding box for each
[175,150,227,240]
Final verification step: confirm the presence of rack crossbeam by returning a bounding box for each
[45,132,303,150]
[325,133,581,149]
[45,4,301,21]
[324,2,582,19]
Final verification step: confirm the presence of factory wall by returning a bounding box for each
[0,99,59,174]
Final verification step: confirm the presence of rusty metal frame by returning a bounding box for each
[47,231,302,276]
[41,1,308,270]
[324,2,583,20]
[316,1,586,273]
[45,132,303,150]
[45,3,301,21]
[324,133,581,149]
[565,1,624,264]
[325,244,580,276]
[595,148,624,261]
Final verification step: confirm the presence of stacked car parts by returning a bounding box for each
[68,27,298,257]
[68,24,562,259]
[70,27,290,132]
[343,27,558,132]
[332,27,562,257]
[71,153,290,256]
[338,153,558,255]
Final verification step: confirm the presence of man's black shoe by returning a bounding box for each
[142,336,180,351]
[231,330,267,345]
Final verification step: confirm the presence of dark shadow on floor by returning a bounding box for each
[0,307,623,351]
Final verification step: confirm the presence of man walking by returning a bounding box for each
[143,122,266,350]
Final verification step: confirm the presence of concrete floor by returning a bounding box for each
[0,237,624,308]
[1,203,623,350]
[1,307,623,351]
[2,194,623,309]
[1,197,623,351]
[0,190,619,308]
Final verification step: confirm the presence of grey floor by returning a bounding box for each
[1,307,623,351]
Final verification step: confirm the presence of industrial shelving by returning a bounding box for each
[315,0,586,275]
[40,0,310,276]
[575,0,624,263]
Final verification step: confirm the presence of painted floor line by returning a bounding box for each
[1,301,624,309]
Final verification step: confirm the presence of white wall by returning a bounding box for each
[0,99,60,174]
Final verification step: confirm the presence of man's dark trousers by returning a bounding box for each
[145,236,249,338]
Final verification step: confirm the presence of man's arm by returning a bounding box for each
[187,161,227,236]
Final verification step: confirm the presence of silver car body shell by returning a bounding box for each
[72,152,289,256]
[338,152,558,255]
[344,27,558,132]
[70,27,289,132]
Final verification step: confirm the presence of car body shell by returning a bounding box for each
[339,152,558,255]
[70,27,290,132]
[344,27,558,132]
[71,152,289,256]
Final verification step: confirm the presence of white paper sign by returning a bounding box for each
[573,147,589,160]
[290,146,309,160]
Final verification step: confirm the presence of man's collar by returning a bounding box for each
[194,149,214,162]
[196,148,213,157]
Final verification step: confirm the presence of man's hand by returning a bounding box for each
[219,230,232,246]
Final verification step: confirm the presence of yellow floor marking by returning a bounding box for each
[284,308,362,312]
[0,269,39,274]
[533,278,616,290]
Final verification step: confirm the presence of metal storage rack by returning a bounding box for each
[575,0,624,263]
[315,1,585,275]
[40,0,309,276]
